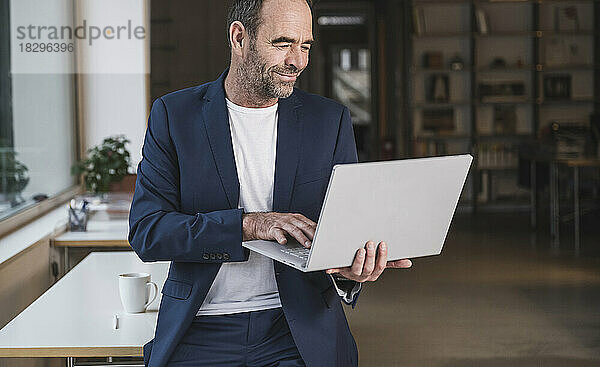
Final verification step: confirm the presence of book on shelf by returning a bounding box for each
[478,81,527,103]
[423,52,443,69]
[422,107,454,134]
[477,142,519,169]
[412,139,467,157]
[549,120,588,159]
[543,74,571,100]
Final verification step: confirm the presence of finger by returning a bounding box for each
[369,241,388,280]
[326,268,339,274]
[290,218,316,241]
[361,241,377,276]
[387,259,413,268]
[293,213,317,229]
[350,248,366,277]
[271,228,287,245]
[281,223,310,247]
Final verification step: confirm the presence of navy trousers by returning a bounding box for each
[166,307,306,366]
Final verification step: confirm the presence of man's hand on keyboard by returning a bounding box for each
[242,212,317,248]
[325,241,412,283]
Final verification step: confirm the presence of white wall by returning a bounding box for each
[76,0,149,172]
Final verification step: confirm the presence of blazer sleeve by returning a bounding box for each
[128,98,248,263]
[330,106,362,308]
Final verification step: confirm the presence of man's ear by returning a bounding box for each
[229,21,246,56]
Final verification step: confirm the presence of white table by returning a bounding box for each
[0,251,169,365]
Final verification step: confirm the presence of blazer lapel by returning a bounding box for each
[273,93,302,213]
[202,69,240,209]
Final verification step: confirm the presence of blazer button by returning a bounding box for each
[210,253,216,260]
[202,253,209,260]
[223,253,230,260]
[216,253,223,260]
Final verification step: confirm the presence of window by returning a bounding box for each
[0,0,78,222]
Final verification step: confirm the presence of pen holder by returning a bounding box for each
[69,206,89,232]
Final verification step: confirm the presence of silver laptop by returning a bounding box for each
[243,154,473,272]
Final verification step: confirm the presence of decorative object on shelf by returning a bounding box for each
[478,81,526,103]
[423,51,443,69]
[71,135,131,195]
[493,105,517,135]
[0,139,29,208]
[426,73,449,103]
[413,7,426,35]
[422,108,455,134]
[543,74,571,100]
[475,9,489,35]
[449,54,464,71]
[554,5,580,32]
[515,57,524,68]
[490,57,507,69]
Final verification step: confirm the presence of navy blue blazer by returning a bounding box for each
[128,69,360,367]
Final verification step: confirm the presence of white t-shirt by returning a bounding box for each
[196,98,282,316]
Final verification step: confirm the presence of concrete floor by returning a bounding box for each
[346,212,600,366]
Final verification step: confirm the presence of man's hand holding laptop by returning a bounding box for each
[242,212,412,282]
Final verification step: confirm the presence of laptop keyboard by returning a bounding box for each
[280,246,309,260]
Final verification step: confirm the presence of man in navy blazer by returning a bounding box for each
[128,0,412,366]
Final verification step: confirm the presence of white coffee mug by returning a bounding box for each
[118,272,158,313]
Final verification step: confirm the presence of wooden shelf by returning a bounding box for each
[412,32,471,38]
[414,135,471,141]
[477,166,519,171]
[538,64,597,71]
[539,98,598,105]
[405,0,597,211]
[413,101,472,108]
[476,134,534,140]
[537,30,594,37]
[476,65,535,72]
[476,100,533,106]
[410,66,472,73]
[475,31,536,38]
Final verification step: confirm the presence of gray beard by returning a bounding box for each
[236,44,297,102]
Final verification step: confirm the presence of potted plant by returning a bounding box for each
[0,140,29,207]
[71,135,131,197]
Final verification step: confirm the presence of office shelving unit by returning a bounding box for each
[404,0,598,211]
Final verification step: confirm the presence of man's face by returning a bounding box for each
[238,0,313,100]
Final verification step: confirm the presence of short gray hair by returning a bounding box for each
[226,0,313,48]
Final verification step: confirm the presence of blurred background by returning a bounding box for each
[0,0,599,366]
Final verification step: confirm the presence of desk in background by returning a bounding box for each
[0,251,169,366]
[52,210,131,274]
[528,157,600,256]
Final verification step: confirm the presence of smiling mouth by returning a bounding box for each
[274,71,298,80]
